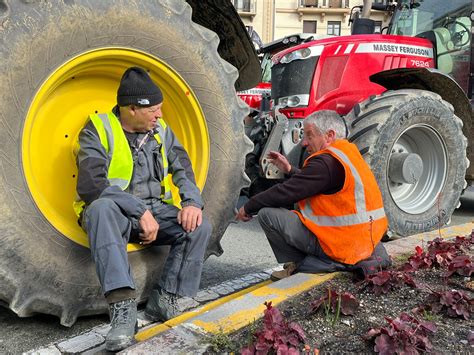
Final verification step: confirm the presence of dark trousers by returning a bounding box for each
[258,207,391,276]
[83,198,212,297]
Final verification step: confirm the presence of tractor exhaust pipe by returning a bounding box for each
[351,0,375,35]
[361,0,372,19]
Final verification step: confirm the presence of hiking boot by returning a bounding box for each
[271,262,297,281]
[105,298,138,352]
[145,287,180,322]
[283,262,294,269]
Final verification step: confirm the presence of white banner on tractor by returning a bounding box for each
[355,43,434,58]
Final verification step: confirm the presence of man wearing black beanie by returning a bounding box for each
[117,66,163,107]
[75,67,211,351]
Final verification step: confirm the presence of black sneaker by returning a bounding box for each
[105,298,138,352]
[145,287,180,322]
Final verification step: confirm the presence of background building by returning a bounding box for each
[232,0,391,44]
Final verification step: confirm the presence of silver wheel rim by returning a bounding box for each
[388,124,447,214]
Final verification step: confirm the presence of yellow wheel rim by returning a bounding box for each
[22,48,209,250]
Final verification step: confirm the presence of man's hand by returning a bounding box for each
[235,206,253,222]
[178,206,202,233]
[139,209,159,245]
[267,151,291,175]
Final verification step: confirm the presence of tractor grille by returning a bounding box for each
[271,56,319,103]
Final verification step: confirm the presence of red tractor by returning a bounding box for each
[239,33,319,195]
[246,0,473,238]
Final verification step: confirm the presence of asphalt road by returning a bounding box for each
[1,190,474,353]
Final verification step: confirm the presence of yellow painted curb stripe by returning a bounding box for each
[386,222,474,256]
[190,272,337,334]
[135,280,272,342]
[410,222,474,241]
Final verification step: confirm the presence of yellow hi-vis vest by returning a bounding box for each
[73,112,173,217]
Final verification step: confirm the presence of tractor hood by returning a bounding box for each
[186,0,262,91]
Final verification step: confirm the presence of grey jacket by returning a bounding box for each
[76,106,203,219]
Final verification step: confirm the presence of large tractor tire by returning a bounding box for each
[347,89,468,237]
[0,1,251,326]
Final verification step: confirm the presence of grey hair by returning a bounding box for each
[304,110,347,139]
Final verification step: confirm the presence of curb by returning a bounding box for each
[27,222,474,354]
[121,273,337,354]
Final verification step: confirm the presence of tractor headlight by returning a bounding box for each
[287,96,300,107]
[279,45,323,64]
[278,94,309,108]
[280,48,310,64]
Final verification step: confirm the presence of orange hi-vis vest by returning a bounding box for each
[294,139,387,265]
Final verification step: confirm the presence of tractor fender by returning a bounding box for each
[185,0,261,91]
[370,68,474,181]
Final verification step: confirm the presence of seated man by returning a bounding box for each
[75,67,212,351]
[236,110,391,281]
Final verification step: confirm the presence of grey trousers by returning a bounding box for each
[83,198,212,297]
[258,207,390,275]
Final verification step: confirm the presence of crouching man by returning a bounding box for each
[236,110,391,281]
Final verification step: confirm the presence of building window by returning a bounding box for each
[328,0,342,8]
[301,0,318,7]
[374,21,383,33]
[327,21,341,36]
[232,0,251,12]
[303,20,317,33]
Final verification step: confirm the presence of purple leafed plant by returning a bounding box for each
[240,301,306,355]
[418,289,474,320]
[310,287,359,316]
[309,287,359,327]
[361,270,418,296]
[364,312,437,355]
[443,255,474,277]
[403,236,473,272]
[468,331,474,346]
[453,234,474,250]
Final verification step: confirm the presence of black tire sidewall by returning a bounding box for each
[0,1,247,323]
[368,95,466,236]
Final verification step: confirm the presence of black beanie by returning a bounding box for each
[117,67,163,107]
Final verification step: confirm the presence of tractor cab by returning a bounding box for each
[388,0,472,94]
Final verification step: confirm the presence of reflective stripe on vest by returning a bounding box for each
[295,140,387,264]
[154,119,173,204]
[300,146,386,227]
[73,112,173,218]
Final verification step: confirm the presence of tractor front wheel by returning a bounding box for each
[347,89,468,237]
